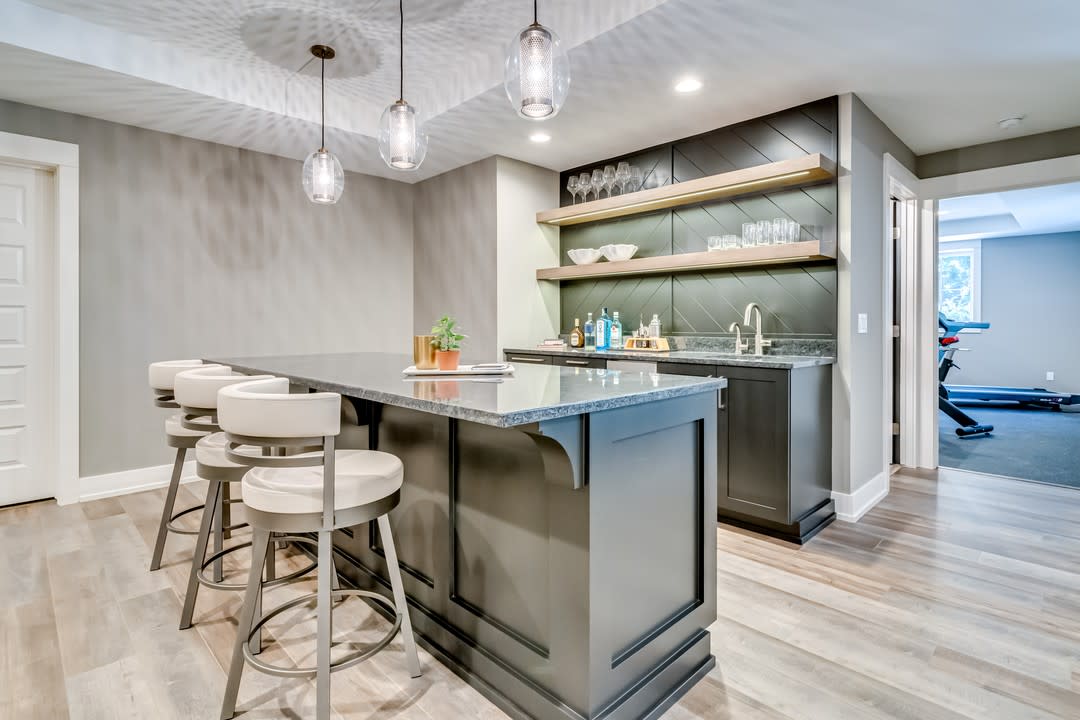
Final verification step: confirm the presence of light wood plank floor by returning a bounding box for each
[2,467,1078,719]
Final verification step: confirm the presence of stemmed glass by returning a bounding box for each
[615,162,631,194]
[629,166,644,192]
[591,169,605,201]
[567,175,580,204]
[578,172,592,201]
[603,165,617,197]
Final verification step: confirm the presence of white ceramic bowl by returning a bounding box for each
[567,248,603,265]
[600,244,638,262]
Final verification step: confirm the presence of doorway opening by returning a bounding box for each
[935,180,1080,488]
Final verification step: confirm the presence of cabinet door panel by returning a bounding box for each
[716,366,790,524]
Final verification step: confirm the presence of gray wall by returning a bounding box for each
[412,157,498,363]
[835,94,917,495]
[947,232,1080,393]
[917,126,1080,178]
[0,99,415,477]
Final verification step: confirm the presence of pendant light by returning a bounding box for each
[504,0,569,120]
[302,44,344,204]
[378,0,428,170]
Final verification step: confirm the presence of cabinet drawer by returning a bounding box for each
[553,355,606,369]
[658,362,718,377]
[505,353,552,365]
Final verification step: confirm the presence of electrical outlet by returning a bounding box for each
[857,313,868,334]
[1047,371,1055,382]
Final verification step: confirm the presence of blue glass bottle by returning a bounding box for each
[596,307,611,350]
[584,312,595,350]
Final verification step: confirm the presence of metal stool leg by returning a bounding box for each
[150,447,186,571]
[180,479,221,630]
[316,528,333,720]
[378,515,421,678]
[212,480,225,583]
[221,528,270,720]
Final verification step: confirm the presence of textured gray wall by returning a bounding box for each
[558,98,838,338]
[947,232,1080,393]
[413,157,498,363]
[917,126,1080,178]
[0,99,415,477]
[835,94,917,494]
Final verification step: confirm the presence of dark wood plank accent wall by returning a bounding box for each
[558,97,838,337]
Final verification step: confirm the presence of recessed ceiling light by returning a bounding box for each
[674,77,703,94]
[998,116,1025,131]
[530,132,552,143]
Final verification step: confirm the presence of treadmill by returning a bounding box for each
[939,313,1080,420]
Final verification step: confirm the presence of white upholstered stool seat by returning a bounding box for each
[195,432,263,470]
[242,450,403,515]
[167,413,211,438]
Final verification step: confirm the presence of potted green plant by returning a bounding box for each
[431,315,466,371]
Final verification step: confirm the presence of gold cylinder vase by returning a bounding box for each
[413,335,438,370]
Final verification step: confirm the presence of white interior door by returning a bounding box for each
[0,162,54,506]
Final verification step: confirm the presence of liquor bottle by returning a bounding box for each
[610,311,623,349]
[596,307,611,350]
[649,313,662,338]
[569,318,584,348]
[584,312,595,350]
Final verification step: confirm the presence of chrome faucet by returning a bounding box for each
[728,322,748,355]
[742,303,773,355]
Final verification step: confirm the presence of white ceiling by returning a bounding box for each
[939,181,1080,241]
[2,0,1080,183]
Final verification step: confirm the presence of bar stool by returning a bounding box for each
[172,366,318,634]
[217,378,421,720]
[148,359,217,571]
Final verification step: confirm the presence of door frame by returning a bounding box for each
[914,153,1080,469]
[0,131,79,505]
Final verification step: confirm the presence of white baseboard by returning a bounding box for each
[79,460,198,503]
[831,470,889,522]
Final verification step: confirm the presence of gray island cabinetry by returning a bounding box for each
[207,352,725,720]
[505,349,835,543]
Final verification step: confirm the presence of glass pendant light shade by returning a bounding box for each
[504,22,569,120]
[302,149,344,204]
[378,101,428,170]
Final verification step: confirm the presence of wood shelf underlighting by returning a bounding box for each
[535,240,835,282]
[536,153,837,227]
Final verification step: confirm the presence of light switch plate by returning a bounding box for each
[857,313,868,334]
[1047,371,1055,381]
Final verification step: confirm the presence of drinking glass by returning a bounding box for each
[615,161,631,194]
[578,172,592,201]
[707,235,723,251]
[591,169,605,200]
[787,222,802,243]
[567,175,579,204]
[721,234,739,250]
[772,218,789,244]
[603,165,617,197]
[629,166,644,192]
[742,222,758,247]
[755,219,772,246]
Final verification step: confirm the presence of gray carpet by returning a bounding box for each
[939,405,1080,488]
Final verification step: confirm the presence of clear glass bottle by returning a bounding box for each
[584,312,595,350]
[610,311,623,349]
[596,307,611,350]
[569,318,584,348]
[649,313,662,338]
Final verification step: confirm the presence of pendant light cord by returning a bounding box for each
[399,0,405,102]
[534,0,538,24]
[320,55,326,149]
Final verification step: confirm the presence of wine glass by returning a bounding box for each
[603,165,617,197]
[566,175,579,204]
[629,165,644,192]
[591,169,604,201]
[578,172,592,201]
[615,162,631,194]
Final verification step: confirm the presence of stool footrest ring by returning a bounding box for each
[195,535,318,591]
[241,589,402,678]
[165,503,204,535]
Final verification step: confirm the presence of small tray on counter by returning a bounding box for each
[403,363,515,376]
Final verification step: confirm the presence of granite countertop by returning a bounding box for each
[504,346,835,370]
[206,352,726,428]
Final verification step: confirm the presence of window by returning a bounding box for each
[938,241,981,325]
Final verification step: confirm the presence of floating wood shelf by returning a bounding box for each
[536,240,835,281]
[537,153,837,227]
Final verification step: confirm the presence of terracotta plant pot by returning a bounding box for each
[435,349,461,371]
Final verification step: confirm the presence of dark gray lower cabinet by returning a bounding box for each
[504,352,552,365]
[660,361,834,543]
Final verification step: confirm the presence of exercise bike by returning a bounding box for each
[938,313,1080,437]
